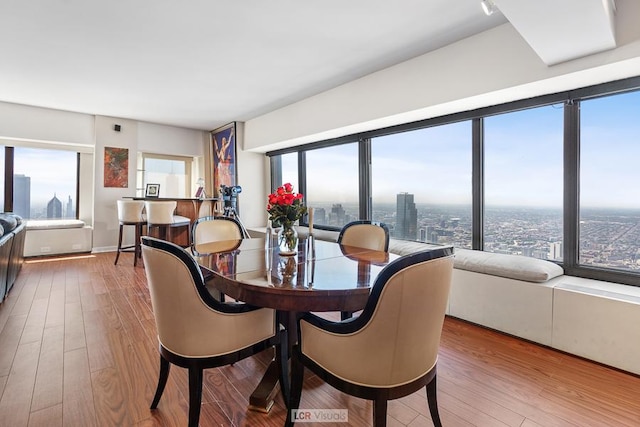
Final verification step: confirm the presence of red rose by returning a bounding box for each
[276,186,285,195]
[284,182,293,193]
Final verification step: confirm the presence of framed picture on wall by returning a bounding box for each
[210,122,237,198]
[104,146,129,188]
[145,183,160,198]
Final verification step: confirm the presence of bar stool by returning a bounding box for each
[145,201,192,248]
[115,200,146,266]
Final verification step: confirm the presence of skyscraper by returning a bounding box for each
[13,174,31,218]
[66,195,75,218]
[330,204,346,226]
[395,192,417,240]
[314,207,326,225]
[47,193,63,218]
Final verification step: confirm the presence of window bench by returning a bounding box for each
[24,219,93,257]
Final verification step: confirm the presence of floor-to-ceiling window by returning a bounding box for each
[371,122,472,248]
[484,105,564,260]
[268,76,640,286]
[579,90,640,273]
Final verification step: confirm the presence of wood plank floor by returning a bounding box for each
[0,252,639,426]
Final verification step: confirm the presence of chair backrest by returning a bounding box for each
[192,216,243,246]
[141,236,275,357]
[299,246,453,387]
[145,201,177,225]
[117,200,145,223]
[337,220,390,252]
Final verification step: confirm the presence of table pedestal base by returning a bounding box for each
[249,311,297,413]
[248,361,280,412]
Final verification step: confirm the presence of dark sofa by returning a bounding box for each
[0,213,26,302]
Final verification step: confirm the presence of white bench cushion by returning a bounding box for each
[26,219,86,230]
[455,248,564,283]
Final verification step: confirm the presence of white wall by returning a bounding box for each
[93,116,140,251]
[138,121,205,157]
[93,117,208,251]
[234,122,267,228]
[244,10,640,152]
[0,102,94,145]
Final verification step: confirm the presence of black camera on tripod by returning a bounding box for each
[220,184,242,197]
[220,184,242,215]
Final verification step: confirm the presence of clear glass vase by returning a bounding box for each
[277,223,298,256]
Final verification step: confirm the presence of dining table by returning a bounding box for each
[192,235,400,413]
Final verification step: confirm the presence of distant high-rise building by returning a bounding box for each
[330,204,346,226]
[549,242,563,260]
[47,193,63,218]
[314,207,326,225]
[13,174,31,218]
[395,192,417,240]
[66,195,75,218]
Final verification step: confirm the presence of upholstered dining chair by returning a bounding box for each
[141,236,289,427]
[144,200,192,248]
[337,220,390,319]
[191,215,243,254]
[337,220,390,252]
[286,246,454,427]
[114,199,146,266]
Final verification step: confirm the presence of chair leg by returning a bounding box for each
[134,223,142,267]
[286,349,305,426]
[150,354,170,409]
[426,374,442,427]
[373,396,388,427]
[114,224,124,265]
[187,367,204,427]
[276,331,290,406]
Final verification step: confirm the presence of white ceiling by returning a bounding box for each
[0,0,618,132]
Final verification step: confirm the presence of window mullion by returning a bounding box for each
[564,100,580,270]
[472,118,483,250]
[359,138,371,220]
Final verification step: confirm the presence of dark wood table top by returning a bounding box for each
[194,237,399,312]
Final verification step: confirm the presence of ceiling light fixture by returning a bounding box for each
[481,0,496,16]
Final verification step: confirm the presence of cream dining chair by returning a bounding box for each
[191,215,243,254]
[337,220,390,252]
[286,246,454,427]
[141,236,289,427]
[337,220,390,319]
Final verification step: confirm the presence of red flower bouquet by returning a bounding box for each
[267,183,307,228]
[267,183,307,255]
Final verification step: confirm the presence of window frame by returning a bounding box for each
[2,145,81,219]
[140,152,193,198]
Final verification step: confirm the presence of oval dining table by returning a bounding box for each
[192,236,399,413]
